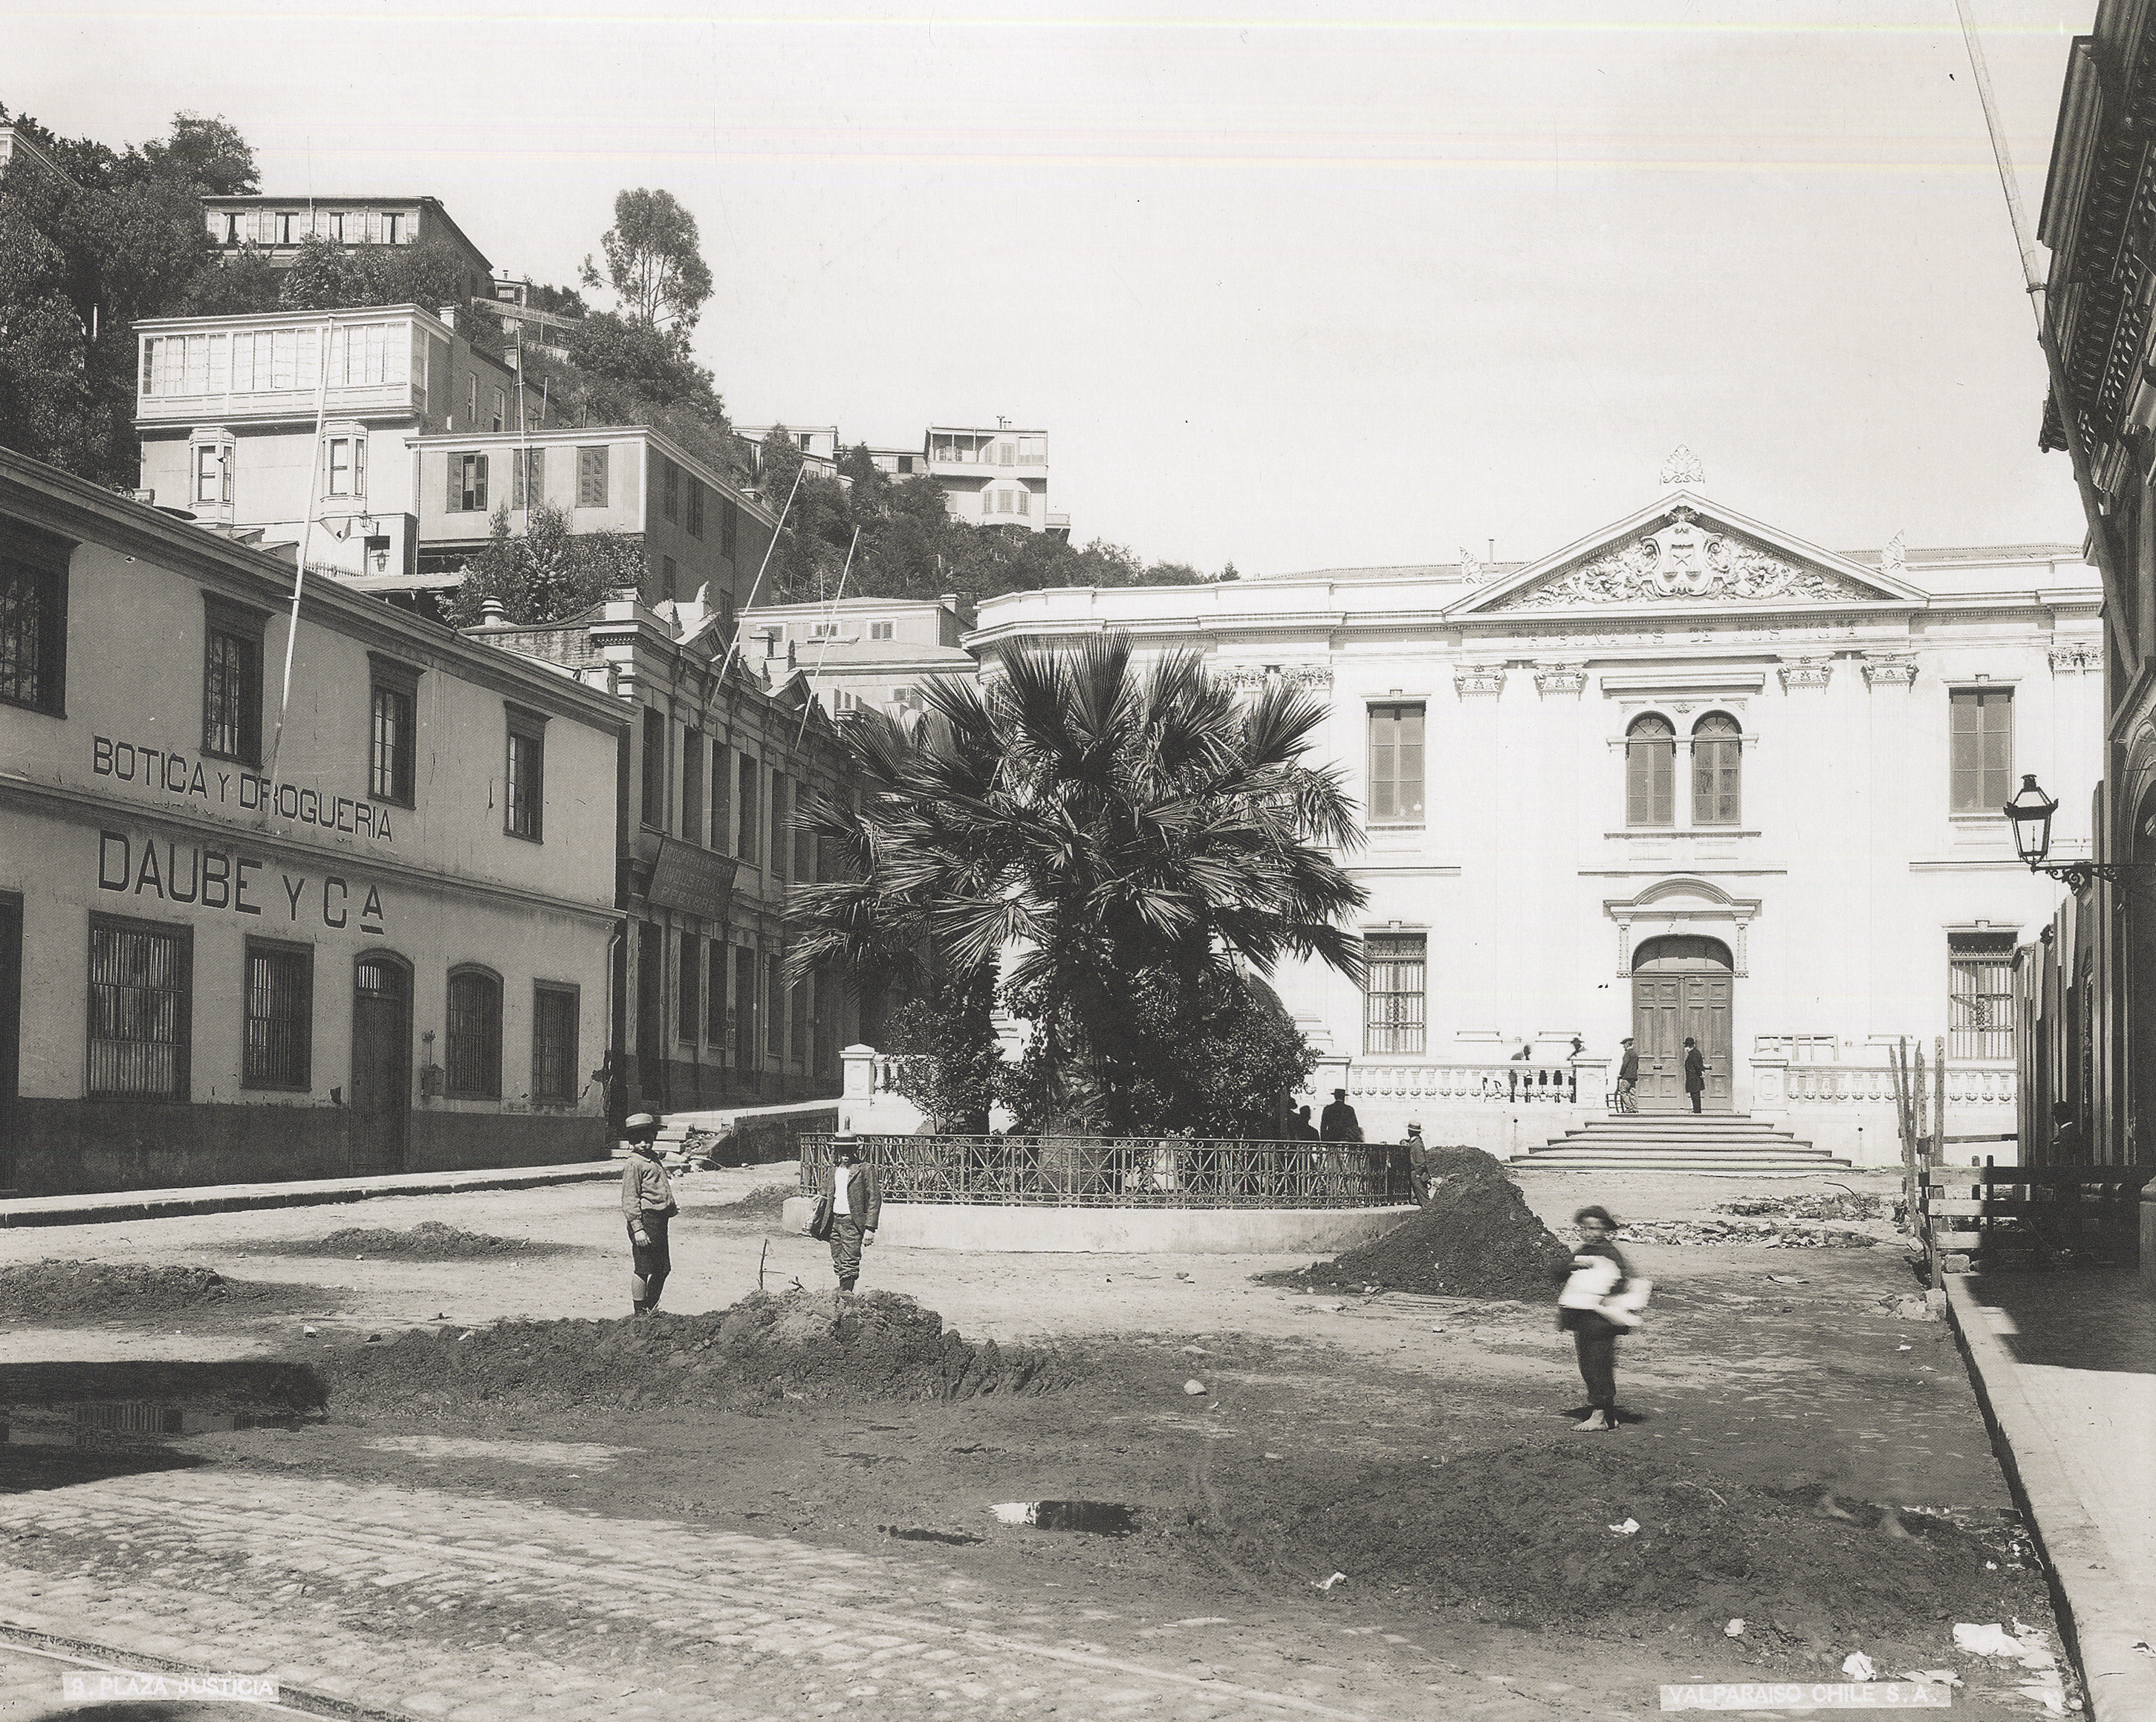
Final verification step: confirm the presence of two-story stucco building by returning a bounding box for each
[970,484,2101,1163]
[134,304,518,582]
[741,594,979,719]
[0,447,626,1196]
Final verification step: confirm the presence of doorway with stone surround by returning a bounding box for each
[1630,934,1733,1112]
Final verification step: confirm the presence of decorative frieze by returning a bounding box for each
[1533,661,1589,698]
[1495,507,1885,611]
[1777,654,1834,692]
[1453,663,1507,698]
[2048,640,2102,674]
[1860,654,1918,687]
[1221,664,1334,689]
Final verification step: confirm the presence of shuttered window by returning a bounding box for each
[734,945,757,1068]
[514,447,545,510]
[368,657,421,808]
[87,917,190,1099]
[663,458,679,522]
[577,446,608,508]
[681,728,705,844]
[1368,704,1425,823]
[1626,713,1675,826]
[445,968,502,1099]
[737,755,760,863]
[447,452,487,512]
[686,481,704,539]
[707,943,728,1047]
[1363,933,1426,1056]
[1950,688,2013,813]
[640,705,666,831]
[504,704,545,842]
[678,931,701,1043]
[1690,711,1741,825]
[767,954,785,1056]
[243,940,311,1091]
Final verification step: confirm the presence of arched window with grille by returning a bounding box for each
[1691,712,1742,825]
[445,965,502,1099]
[1625,714,1675,826]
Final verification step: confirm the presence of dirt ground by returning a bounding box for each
[0,1161,2077,1718]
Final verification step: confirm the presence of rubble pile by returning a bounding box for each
[1282,1151,1570,1298]
[1615,1219,1877,1250]
[1717,1193,1891,1223]
[0,1261,300,1319]
[316,1290,1085,1415]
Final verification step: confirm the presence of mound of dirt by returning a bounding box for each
[229,1221,569,1260]
[1218,1440,2046,1645]
[691,1183,794,1224]
[0,1261,303,1320]
[1280,1167,1569,1299]
[316,1290,1085,1415]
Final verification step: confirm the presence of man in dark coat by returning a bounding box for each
[1404,1122,1435,1206]
[1683,1037,1706,1114]
[814,1140,882,1293]
[1614,1039,1639,1113]
[1319,1088,1361,1143]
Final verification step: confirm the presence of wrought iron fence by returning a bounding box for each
[799,1134,1416,1209]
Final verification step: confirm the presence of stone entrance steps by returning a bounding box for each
[1516,1113,1850,1173]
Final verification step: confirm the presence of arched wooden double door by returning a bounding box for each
[1631,935,1733,1112]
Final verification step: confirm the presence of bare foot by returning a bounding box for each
[1574,1412,1611,1431]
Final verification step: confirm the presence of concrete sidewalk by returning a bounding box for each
[0,1162,619,1229]
[1945,1270,2156,1722]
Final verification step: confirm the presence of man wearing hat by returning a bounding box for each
[620,1113,677,1316]
[1614,1039,1640,1114]
[1403,1121,1435,1206]
[814,1139,881,1294]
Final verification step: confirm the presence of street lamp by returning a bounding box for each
[2000,773,2134,894]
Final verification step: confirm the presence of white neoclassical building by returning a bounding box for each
[967,482,2101,1164]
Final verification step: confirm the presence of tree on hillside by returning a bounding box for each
[276,235,480,319]
[131,112,257,198]
[446,503,648,628]
[786,637,1367,1134]
[580,188,712,332]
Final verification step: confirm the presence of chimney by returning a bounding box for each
[940,591,960,611]
[475,597,513,631]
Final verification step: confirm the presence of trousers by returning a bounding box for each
[829,1217,864,1285]
[629,1212,672,1302]
[1573,1320,1618,1411]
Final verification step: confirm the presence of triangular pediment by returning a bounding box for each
[1445,492,1925,617]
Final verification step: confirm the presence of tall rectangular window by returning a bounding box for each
[789,968,809,1065]
[711,738,731,850]
[737,755,760,864]
[1949,932,2018,1060]
[448,452,487,512]
[678,931,701,1043]
[87,917,190,1099]
[1368,704,1425,823]
[202,597,264,766]
[466,374,477,423]
[504,704,546,841]
[663,457,679,522]
[1625,715,1676,827]
[242,940,311,1091]
[640,706,666,830]
[681,729,704,844]
[368,656,421,807]
[195,443,230,504]
[326,435,366,497]
[767,953,785,1056]
[514,446,545,509]
[734,944,757,1069]
[720,501,738,559]
[1363,933,1426,1056]
[0,536,66,716]
[686,481,704,539]
[532,984,578,1104]
[1950,688,2015,813]
[663,555,678,601]
[770,776,790,883]
[445,969,503,1099]
[490,387,506,433]
[577,446,608,508]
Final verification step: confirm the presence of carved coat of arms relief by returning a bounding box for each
[1497,508,1875,611]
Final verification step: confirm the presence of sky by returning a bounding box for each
[6,1,2100,576]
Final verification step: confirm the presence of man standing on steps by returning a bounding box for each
[1683,1037,1707,1114]
[1614,1039,1639,1113]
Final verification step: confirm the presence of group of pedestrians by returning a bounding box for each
[1611,1036,1708,1113]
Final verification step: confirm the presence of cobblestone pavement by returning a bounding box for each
[0,1469,1600,1722]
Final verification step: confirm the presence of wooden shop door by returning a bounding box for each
[351,955,411,1174]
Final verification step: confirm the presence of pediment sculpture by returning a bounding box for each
[1492,508,1885,610]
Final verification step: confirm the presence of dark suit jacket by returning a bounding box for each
[815,1161,883,1230]
[1683,1048,1706,1091]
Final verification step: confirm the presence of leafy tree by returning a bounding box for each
[564,311,710,407]
[524,319,736,478]
[787,637,1367,1134]
[525,282,585,319]
[445,502,648,627]
[276,234,480,317]
[579,188,712,331]
[130,112,257,198]
[882,970,1003,1134]
[181,244,280,315]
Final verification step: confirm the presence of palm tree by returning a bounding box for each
[787,634,1368,1129]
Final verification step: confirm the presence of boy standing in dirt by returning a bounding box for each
[816,1140,882,1294]
[622,1114,677,1316]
